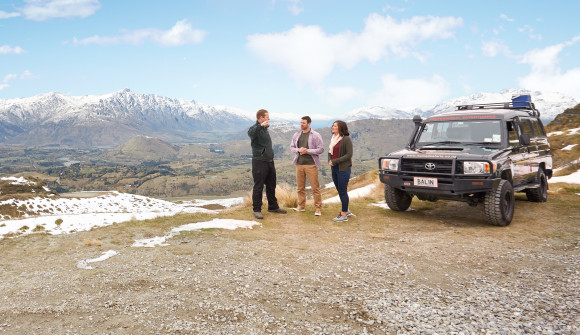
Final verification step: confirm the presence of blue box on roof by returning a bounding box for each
[512,94,531,107]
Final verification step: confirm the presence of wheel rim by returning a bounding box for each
[541,176,547,198]
[503,191,513,217]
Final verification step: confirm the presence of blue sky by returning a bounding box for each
[1,0,579,119]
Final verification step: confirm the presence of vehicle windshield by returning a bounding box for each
[417,120,502,146]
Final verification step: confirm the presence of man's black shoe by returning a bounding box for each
[268,208,287,214]
[253,212,264,219]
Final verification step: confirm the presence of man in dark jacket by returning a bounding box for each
[248,109,287,219]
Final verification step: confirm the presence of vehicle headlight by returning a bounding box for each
[381,158,399,171]
[463,161,491,174]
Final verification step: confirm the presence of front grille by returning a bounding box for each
[401,158,453,174]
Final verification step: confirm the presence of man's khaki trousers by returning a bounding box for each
[296,164,322,211]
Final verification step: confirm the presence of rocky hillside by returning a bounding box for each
[0,89,254,148]
[545,104,580,171]
[224,118,415,162]
[107,136,179,161]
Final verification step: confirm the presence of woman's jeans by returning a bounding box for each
[331,165,350,213]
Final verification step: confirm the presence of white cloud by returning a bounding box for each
[0,70,35,91]
[0,10,21,19]
[287,0,303,15]
[481,40,512,57]
[0,45,26,54]
[20,0,101,21]
[519,24,541,40]
[517,36,580,99]
[246,14,463,86]
[382,5,406,13]
[368,74,450,109]
[499,14,515,22]
[325,86,361,106]
[74,20,207,47]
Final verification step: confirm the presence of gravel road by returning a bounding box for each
[1,192,579,334]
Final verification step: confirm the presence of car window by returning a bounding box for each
[519,118,533,137]
[530,119,546,138]
[507,121,519,146]
[418,120,501,144]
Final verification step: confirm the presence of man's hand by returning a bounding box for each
[298,147,308,155]
[261,120,269,127]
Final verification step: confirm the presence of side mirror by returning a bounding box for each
[519,134,531,146]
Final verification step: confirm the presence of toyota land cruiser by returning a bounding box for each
[378,96,552,226]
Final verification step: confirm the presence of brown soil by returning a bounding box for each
[0,189,579,334]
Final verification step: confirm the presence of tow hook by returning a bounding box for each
[467,197,479,207]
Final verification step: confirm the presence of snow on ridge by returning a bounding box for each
[323,184,378,204]
[346,89,577,122]
[0,89,254,124]
[548,127,580,137]
[0,191,244,239]
[562,144,578,151]
[1,176,36,185]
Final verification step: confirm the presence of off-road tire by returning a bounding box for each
[525,169,548,202]
[484,179,514,226]
[385,185,412,211]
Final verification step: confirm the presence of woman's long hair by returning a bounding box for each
[333,120,349,136]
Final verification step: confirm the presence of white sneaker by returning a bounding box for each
[346,210,355,216]
[332,214,348,222]
[314,211,322,216]
[293,207,305,212]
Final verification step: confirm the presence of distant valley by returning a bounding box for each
[0,89,578,198]
[0,88,576,148]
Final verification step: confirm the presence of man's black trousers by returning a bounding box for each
[252,159,279,212]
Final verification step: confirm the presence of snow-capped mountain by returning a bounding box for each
[346,89,578,123]
[344,106,415,121]
[0,89,254,147]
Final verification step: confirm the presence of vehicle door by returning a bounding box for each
[507,120,527,187]
[530,118,551,167]
[513,117,536,185]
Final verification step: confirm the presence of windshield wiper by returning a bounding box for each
[462,142,501,146]
[420,141,462,146]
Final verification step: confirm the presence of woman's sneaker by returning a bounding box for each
[332,214,348,222]
[346,210,355,216]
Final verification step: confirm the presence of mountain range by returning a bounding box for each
[345,89,578,123]
[0,88,254,147]
[0,88,577,148]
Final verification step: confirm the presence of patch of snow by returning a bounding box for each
[1,176,36,185]
[550,169,580,185]
[553,158,580,172]
[371,201,391,209]
[562,144,578,151]
[132,219,261,248]
[323,184,377,204]
[77,250,119,270]
[185,197,244,208]
[370,200,414,211]
[549,127,580,137]
[0,192,244,239]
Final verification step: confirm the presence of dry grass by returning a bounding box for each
[82,239,103,247]
[241,170,382,211]
[242,182,299,209]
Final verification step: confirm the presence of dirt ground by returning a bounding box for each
[0,189,579,334]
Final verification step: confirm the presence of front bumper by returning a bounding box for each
[379,170,499,195]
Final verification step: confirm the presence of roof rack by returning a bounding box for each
[456,102,540,117]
